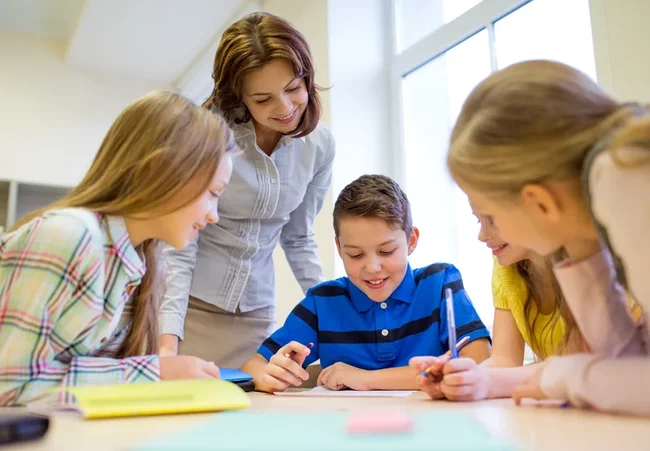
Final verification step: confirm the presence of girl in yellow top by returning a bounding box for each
[411,212,641,401]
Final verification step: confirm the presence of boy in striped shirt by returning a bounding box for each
[242,175,491,392]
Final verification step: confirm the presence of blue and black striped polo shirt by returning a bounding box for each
[258,263,490,370]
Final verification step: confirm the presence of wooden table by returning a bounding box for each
[7,392,650,450]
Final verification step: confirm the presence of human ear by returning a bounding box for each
[520,184,562,223]
[407,227,420,255]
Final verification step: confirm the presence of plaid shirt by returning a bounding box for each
[0,208,160,406]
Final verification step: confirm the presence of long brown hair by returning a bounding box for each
[12,91,235,357]
[204,11,322,137]
[512,249,582,360]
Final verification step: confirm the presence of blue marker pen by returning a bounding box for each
[445,288,459,359]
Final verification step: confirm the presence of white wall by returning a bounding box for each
[0,32,165,187]
[590,0,650,102]
[259,0,336,325]
[327,0,393,277]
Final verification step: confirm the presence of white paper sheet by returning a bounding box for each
[274,387,416,398]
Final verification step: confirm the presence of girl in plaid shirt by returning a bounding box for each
[0,91,234,405]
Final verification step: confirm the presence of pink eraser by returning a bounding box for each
[346,411,414,434]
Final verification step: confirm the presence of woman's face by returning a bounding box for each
[242,58,308,135]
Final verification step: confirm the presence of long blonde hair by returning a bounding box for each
[447,59,649,195]
[448,60,648,357]
[12,91,235,357]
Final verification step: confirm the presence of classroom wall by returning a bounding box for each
[590,0,650,102]
[259,0,336,326]
[0,32,165,187]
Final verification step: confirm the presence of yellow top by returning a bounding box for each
[492,260,644,360]
[492,261,564,359]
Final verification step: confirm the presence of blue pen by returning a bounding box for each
[445,288,459,359]
[421,288,467,379]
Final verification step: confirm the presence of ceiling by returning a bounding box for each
[0,0,250,85]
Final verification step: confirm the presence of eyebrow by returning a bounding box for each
[343,239,397,249]
[248,77,299,97]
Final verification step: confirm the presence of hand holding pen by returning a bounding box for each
[258,341,313,393]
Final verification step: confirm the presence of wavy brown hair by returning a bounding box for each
[204,11,322,137]
[512,249,584,360]
[12,91,235,358]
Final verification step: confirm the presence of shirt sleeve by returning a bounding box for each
[0,214,160,406]
[539,148,650,415]
[257,291,320,367]
[439,265,491,352]
[279,132,335,293]
[158,236,199,340]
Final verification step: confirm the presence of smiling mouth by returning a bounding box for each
[364,278,388,289]
[272,109,297,124]
[491,244,508,256]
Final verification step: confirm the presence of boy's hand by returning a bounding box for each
[439,357,490,401]
[317,362,371,391]
[257,341,311,393]
[409,355,450,400]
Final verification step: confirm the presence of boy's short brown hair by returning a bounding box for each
[333,174,413,237]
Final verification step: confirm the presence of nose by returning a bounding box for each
[363,255,381,273]
[279,94,293,114]
[477,220,488,243]
[206,206,219,224]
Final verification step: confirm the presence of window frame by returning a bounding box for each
[389,0,531,188]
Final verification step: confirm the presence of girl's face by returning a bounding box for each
[242,58,308,135]
[473,209,527,267]
[157,153,234,249]
[466,187,565,257]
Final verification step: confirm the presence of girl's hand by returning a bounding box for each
[513,366,546,404]
[159,334,179,356]
[440,358,491,401]
[159,355,220,380]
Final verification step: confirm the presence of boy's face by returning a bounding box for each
[336,216,419,303]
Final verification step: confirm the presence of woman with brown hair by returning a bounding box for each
[159,12,335,368]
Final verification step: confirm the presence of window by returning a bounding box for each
[395,0,484,52]
[393,0,597,326]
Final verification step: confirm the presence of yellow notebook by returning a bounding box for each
[54,379,251,419]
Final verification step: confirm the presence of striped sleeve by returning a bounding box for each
[439,265,491,352]
[0,214,159,406]
[257,291,320,367]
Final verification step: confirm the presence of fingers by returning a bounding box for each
[267,362,304,387]
[270,354,310,381]
[261,373,290,393]
[279,341,312,366]
[409,356,438,372]
[200,361,221,379]
[513,382,542,405]
[419,379,445,400]
[442,358,477,376]
[440,382,477,400]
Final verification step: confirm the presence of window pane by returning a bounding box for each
[495,0,597,80]
[395,0,484,52]
[401,30,494,324]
